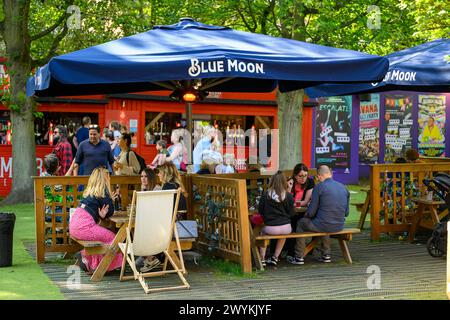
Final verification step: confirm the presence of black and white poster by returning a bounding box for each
[315,96,352,171]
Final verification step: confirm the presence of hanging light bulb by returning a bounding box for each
[182,91,197,102]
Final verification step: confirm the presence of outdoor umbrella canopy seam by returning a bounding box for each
[305,38,450,98]
[27,18,389,97]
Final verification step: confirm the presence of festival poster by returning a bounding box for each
[418,95,446,157]
[315,96,352,171]
[359,94,380,164]
[384,94,413,163]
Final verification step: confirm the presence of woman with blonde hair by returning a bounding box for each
[138,162,188,272]
[258,171,294,267]
[69,167,122,274]
[166,128,188,171]
[157,162,187,216]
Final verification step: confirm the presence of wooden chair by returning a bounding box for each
[118,189,190,293]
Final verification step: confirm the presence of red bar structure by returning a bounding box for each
[0,65,314,197]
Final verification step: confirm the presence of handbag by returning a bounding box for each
[175,220,198,238]
[250,212,264,227]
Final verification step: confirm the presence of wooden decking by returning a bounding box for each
[27,226,447,300]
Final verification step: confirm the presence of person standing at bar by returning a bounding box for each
[66,124,114,176]
[53,125,73,176]
[74,116,91,149]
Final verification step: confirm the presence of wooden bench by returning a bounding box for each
[251,228,361,270]
[71,235,196,276]
[351,202,365,211]
[70,236,108,255]
[351,187,371,230]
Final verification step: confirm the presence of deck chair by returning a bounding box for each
[118,189,190,293]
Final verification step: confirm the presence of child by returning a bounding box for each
[148,140,170,169]
[215,153,235,174]
[41,153,60,177]
[41,153,63,243]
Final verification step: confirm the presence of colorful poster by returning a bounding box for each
[359,94,380,164]
[418,95,446,157]
[315,96,352,171]
[384,94,413,163]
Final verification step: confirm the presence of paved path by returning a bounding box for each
[27,224,447,300]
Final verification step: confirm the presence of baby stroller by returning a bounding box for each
[422,173,449,258]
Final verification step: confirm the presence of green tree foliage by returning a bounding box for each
[0,0,448,202]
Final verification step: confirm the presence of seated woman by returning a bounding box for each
[157,162,188,216]
[287,163,315,208]
[140,167,161,191]
[138,163,188,272]
[136,167,163,272]
[405,148,424,164]
[258,171,295,267]
[69,167,122,274]
[284,163,315,259]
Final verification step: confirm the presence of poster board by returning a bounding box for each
[359,94,380,164]
[315,96,352,171]
[418,95,446,157]
[384,94,413,163]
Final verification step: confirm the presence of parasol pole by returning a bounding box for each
[186,102,193,164]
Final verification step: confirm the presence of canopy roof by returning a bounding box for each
[306,38,450,98]
[27,18,389,97]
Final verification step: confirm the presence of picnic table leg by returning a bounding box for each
[304,238,319,256]
[90,225,127,282]
[438,209,449,221]
[251,245,264,271]
[338,239,352,264]
[430,206,441,225]
[250,225,264,271]
[357,193,370,230]
[408,203,424,243]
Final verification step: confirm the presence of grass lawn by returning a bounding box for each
[346,185,369,226]
[0,204,64,300]
[0,185,369,298]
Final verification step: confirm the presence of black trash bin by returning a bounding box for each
[0,212,16,267]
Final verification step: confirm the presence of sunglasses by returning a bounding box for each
[88,124,100,133]
[296,174,308,178]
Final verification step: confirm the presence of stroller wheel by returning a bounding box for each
[427,237,444,258]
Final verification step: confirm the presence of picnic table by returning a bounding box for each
[74,211,195,282]
[352,186,371,230]
[407,197,448,243]
[248,205,359,270]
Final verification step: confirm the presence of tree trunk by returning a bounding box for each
[1,63,36,205]
[1,0,36,205]
[276,89,304,170]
